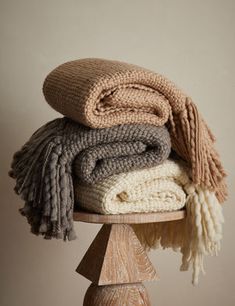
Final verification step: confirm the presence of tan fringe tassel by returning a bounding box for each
[168,98,227,203]
[132,186,224,285]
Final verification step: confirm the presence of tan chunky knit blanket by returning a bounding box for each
[74,160,189,214]
[43,58,227,202]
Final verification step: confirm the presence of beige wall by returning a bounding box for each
[1,0,235,305]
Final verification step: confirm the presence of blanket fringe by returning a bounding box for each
[9,118,77,241]
[168,98,227,202]
[132,186,224,285]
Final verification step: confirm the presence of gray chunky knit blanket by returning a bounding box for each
[9,117,171,240]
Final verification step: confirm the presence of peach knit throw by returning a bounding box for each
[43,58,227,202]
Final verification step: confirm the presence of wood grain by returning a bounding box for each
[77,224,158,285]
[73,209,186,224]
[83,283,151,306]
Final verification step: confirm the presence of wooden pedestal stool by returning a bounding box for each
[73,210,186,306]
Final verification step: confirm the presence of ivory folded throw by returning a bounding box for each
[75,159,224,285]
[74,160,188,214]
[43,58,227,202]
[9,117,170,240]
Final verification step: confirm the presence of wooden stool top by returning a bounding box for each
[73,209,186,224]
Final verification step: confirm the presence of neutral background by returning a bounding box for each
[1,1,234,305]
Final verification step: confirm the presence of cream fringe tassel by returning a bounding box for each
[132,186,224,285]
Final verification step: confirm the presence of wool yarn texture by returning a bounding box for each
[74,160,189,214]
[43,58,227,202]
[75,159,224,284]
[9,117,171,240]
[133,186,224,285]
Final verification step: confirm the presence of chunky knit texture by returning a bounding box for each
[74,160,189,214]
[43,58,227,202]
[9,117,170,240]
[75,159,224,284]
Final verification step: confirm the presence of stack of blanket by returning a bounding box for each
[9,58,227,285]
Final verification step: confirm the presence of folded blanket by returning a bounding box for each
[43,58,227,202]
[75,159,224,285]
[9,117,171,240]
[74,160,188,214]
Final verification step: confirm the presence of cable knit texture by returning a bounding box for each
[74,160,189,214]
[9,117,170,240]
[43,58,227,202]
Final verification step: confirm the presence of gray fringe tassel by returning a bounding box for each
[9,118,77,240]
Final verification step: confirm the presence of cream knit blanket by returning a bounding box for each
[75,159,224,285]
[75,160,189,214]
[43,58,227,202]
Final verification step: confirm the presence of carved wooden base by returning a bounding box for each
[77,223,158,305]
[74,210,186,305]
[83,283,151,306]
